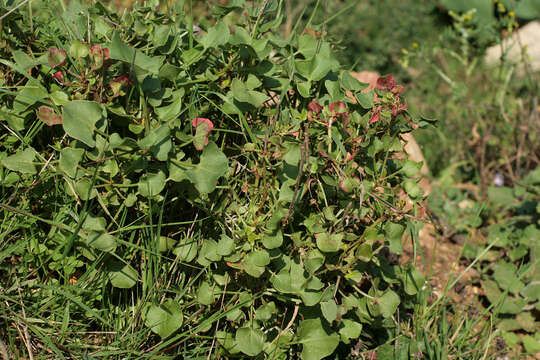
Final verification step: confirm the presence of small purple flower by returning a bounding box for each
[494,172,504,187]
[192,25,202,36]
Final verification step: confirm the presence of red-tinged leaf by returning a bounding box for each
[89,44,105,69]
[192,118,214,150]
[109,75,133,97]
[391,84,404,95]
[52,71,63,82]
[391,103,408,116]
[376,74,395,91]
[103,47,110,61]
[37,106,62,126]
[47,48,67,68]
[369,106,381,123]
[329,101,347,116]
[308,100,323,114]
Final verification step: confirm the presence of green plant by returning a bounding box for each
[0,0,430,357]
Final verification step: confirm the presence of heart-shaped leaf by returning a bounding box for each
[297,318,339,360]
[192,118,214,150]
[144,299,183,338]
[378,289,400,318]
[138,171,166,197]
[231,78,269,107]
[62,100,102,147]
[315,232,343,252]
[59,148,84,178]
[1,148,37,174]
[109,263,138,288]
[235,327,265,357]
[47,48,67,67]
[186,142,228,194]
[37,106,62,126]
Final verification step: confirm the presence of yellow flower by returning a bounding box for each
[509,11,515,17]
[412,42,419,49]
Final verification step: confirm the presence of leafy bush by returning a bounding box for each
[0,0,428,357]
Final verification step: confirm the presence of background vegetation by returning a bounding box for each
[0,0,539,359]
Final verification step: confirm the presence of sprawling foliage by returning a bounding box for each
[0,0,430,357]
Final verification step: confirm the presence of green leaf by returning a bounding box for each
[384,222,405,255]
[138,171,166,197]
[305,249,325,274]
[355,91,373,109]
[403,180,422,199]
[402,266,425,295]
[262,229,283,249]
[212,0,245,16]
[355,243,373,262]
[235,327,265,357]
[109,263,138,288]
[487,186,515,207]
[197,239,221,266]
[298,318,339,360]
[197,281,216,305]
[294,42,338,82]
[315,232,343,253]
[62,101,102,147]
[69,40,89,59]
[159,236,177,253]
[325,80,341,100]
[493,262,524,294]
[155,93,183,121]
[216,331,240,354]
[186,142,228,194]
[73,178,97,200]
[86,232,116,252]
[60,148,84,178]
[321,300,338,323]
[231,78,270,107]
[341,71,367,92]
[1,148,37,174]
[173,237,198,262]
[523,335,540,354]
[298,34,319,59]
[217,234,235,256]
[13,82,48,113]
[200,21,230,49]
[108,32,164,75]
[378,289,400,318]
[339,319,362,344]
[144,299,183,338]
[138,125,171,161]
[255,301,276,322]
[402,160,422,177]
[242,250,270,278]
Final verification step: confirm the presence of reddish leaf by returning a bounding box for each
[52,71,63,82]
[376,74,395,91]
[89,44,105,69]
[37,106,62,126]
[109,75,133,98]
[47,48,67,68]
[308,100,323,114]
[369,106,381,123]
[391,103,408,116]
[329,101,348,116]
[192,118,214,150]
